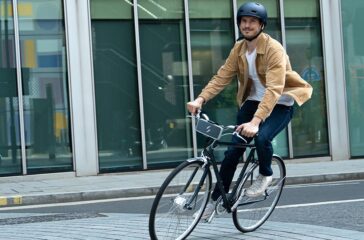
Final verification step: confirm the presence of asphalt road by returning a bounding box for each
[1,179,363,233]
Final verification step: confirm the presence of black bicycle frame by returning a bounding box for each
[184,165,210,209]
[204,140,257,213]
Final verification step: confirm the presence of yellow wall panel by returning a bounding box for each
[24,40,37,68]
[0,3,33,17]
[18,3,33,17]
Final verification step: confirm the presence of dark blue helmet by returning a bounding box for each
[236,2,268,27]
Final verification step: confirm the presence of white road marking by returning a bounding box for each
[285,179,362,188]
[237,198,364,213]
[276,198,364,209]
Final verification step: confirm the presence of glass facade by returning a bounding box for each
[284,0,329,157]
[0,0,71,176]
[139,0,193,167]
[90,0,142,171]
[0,0,22,175]
[189,0,235,160]
[341,0,364,157]
[0,0,361,177]
[18,0,72,174]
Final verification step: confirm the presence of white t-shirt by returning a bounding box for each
[245,49,294,106]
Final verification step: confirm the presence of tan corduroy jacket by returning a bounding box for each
[198,33,313,121]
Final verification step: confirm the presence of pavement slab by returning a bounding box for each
[0,213,362,239]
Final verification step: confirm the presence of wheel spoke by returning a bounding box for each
[233,156,286,232]
[149,161,211,239]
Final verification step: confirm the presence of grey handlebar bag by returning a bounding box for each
[195,118,223,140]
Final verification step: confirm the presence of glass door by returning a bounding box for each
[90,0,143,172]
[284,0,329,157]
[138,0,193,167]
[0,0,72,176]
[0,0,22,175]
[18,0,72,173]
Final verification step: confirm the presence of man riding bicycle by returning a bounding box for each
[187,2,313,221]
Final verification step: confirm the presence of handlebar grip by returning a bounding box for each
[201,113,209,121]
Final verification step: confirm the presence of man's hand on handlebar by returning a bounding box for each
[187,97,204,115]
[236,116,262,138]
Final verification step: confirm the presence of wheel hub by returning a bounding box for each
[174,196,187,212]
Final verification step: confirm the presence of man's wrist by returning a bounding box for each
[196,97,205,105]
[251,116,262,126]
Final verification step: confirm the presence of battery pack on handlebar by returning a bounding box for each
[195,118,223,140]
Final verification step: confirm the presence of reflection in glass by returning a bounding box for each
[341,0,364,157]
[90,0,142,171]
[189,1,235,160]
[0,0,22,175]
[285,0,329,157]
[139,0,193,167]
[18,0,72,173]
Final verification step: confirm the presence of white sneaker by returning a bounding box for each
[245,174,272,197]
[193,201,215,221]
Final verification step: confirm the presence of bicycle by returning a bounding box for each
[149,111,286,240]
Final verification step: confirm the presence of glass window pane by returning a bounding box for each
[138,0,184,19]
[139,0,193,167]
[284,0,329,157]
[91,0,133,19]
[272,130,289,157]
[0,0,22,175]
[90,0,143,171]
[190,1,235,160]
[341,1,364,157]
[189,0,231,18]
[18,0,73,173]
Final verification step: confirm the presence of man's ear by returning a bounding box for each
[261,24,265,30]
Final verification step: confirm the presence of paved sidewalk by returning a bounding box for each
[0,159,363,207]
[0,213,363,239]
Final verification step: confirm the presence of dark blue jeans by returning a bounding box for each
[211,100,294,201]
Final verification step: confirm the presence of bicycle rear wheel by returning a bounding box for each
[232,155,286,232]
[149,159,211,240]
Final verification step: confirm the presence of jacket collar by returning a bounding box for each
[239,33,269,56]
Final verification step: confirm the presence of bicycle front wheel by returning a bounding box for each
[232,155,286,232]
[149,159,212,240]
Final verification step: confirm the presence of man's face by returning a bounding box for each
[239,16,263,39]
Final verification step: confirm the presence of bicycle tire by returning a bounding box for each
[232,155,286,232]
[149,159,212,240]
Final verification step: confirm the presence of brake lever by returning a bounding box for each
[233,131,247,143]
